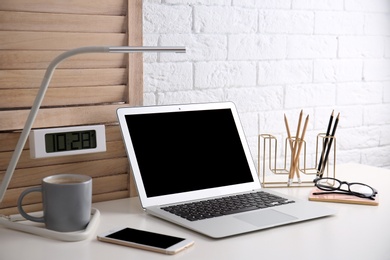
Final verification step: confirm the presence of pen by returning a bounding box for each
[317,110,334,175]
[319,113,339,177]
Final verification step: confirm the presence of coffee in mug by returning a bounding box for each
[17,174,92,232]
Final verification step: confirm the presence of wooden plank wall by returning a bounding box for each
[0,0,143,215]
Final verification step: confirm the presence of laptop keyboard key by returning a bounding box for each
[161,191,295,222]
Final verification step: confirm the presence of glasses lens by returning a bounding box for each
[349,184,374,197]
[316,178,340,191]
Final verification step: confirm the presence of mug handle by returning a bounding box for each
[17,186,45,223]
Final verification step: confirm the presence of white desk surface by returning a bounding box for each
[1,163,389,260]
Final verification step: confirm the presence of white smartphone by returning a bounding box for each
[97,227,194,255]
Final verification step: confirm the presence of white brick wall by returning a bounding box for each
[143,0,390,169]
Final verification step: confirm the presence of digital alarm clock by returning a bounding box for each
[29,125,106,158]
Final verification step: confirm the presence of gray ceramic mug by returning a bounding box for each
[17,174,92,232]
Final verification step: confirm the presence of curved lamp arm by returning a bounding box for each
[0,46,186,203]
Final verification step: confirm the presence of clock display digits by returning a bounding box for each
[71,133,80,150]
[45,130,97,153]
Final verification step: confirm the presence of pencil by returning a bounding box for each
[317,110,334,175]
[293,114,309,183]
[319,113,339,177]
[287,110,303,186]
[292,110,303,182]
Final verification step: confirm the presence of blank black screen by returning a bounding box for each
[125,108,254,197]
[106,228,184,249]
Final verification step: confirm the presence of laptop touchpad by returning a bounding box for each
[234,209,297,227]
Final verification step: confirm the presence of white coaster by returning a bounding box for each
[0,208,100,242]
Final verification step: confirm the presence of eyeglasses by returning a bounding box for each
[313,177,377,200]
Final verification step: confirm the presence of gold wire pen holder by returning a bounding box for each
[258,133,336,188]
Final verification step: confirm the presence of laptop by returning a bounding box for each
[116,102,335,238]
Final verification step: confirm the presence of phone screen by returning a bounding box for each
[105,227,186,249]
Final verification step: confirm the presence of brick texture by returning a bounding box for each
[143,0,390,169]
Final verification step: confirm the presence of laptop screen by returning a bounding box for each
[123,108,254,198]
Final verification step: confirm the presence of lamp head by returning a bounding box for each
[108,46,186,53]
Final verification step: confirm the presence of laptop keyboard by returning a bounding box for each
[161,191,295,221]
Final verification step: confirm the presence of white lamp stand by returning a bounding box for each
[0,46,185,241]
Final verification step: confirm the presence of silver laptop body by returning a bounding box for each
[117,102,335,238]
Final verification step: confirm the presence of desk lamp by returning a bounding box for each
[0,46,186,240]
